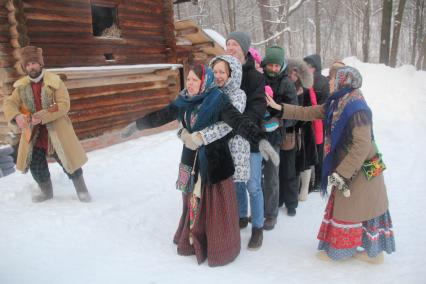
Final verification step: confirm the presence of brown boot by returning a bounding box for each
[263,217,277,231]
[33,179,53,202]
[247,227,263,250]
[72,175,91,202]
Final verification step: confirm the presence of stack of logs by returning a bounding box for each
[51,66,180,139]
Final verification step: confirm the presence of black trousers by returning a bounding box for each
[30,147,82,184]
[314,143,324,188]
[278,148,298,209]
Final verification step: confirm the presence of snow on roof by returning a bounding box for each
[48,63,183,73]
[203,29,226,49]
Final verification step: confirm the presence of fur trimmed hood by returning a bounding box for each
[287,58,313,89]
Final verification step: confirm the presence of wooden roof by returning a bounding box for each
[175,20,224,60]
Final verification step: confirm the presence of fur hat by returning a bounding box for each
[20,46,44,67]
[287,58,313,88]
[226,31,251,55]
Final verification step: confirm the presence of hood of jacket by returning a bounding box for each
[287,58,313,89]
[303,54,322,74]
[210,54,243,94]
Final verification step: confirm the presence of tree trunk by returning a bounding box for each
[417,35,426,70]
[389,0,407,67]
[257,0,273,47]
[219,0,229,35]
[379,0,393,65]
[362,0,371,62]
[411,0,421,65]
[416,0,425,69]
[226,0,236,32]
[315,0,321,55]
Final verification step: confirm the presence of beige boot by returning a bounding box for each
[354,251,384,264]
[72,175,92,202]
[316,251,333,262]
[299,169,311,201]
[33,179,53,202]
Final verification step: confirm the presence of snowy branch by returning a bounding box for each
[288,0,307,17]
[252,27,292,46]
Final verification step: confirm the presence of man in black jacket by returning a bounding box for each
[303,54,330,191]
[226,31,266,250]
[262,46,299,223]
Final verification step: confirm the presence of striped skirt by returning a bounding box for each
[173,177,241,266]
[317,190,395,260]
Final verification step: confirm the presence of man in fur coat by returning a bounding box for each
[3,46,91,202]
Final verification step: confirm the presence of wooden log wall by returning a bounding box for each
[21,0,177,67]
[52,66,180,139]
[0,0,182,145]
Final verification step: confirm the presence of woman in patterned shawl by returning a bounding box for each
[266,66,395,263]
[121,64,278,266]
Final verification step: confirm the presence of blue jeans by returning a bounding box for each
[235,152,264,229]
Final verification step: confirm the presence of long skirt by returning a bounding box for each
[173,177,241,267]
[317,191,395,260]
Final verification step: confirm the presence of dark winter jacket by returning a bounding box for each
[264,67,298,147]
[295,88,318,172]
[303,54,330,104]
[135,100,266,184]
[241,53,267,152]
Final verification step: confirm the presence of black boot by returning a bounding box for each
[263,217,277,231]
[239,217,249,229]
[33,179,53,202]
[248,227,263,250]
[72,175,91,202]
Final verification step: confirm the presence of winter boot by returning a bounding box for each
[287,207,296,217]
[239,217,249,229]
[316,251,333,262]
[247,227,263,250]
[354,251,384,264]
[72,175,92,202]
[263,217,277,231]
[33,179,53,202]
[298,169,311,201]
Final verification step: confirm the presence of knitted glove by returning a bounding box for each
[328,172,350,197]
[179,128,203,151]
[121,122,138,138]
[259,139,280,166]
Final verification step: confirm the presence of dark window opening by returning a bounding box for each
[91,5,121,38]
[104,53,115,61]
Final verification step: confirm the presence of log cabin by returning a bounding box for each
[0,0,224,151]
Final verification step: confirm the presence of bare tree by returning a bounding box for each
[253,0,307,47]
[379,0,393,65]
[411,0,425,66]
[315,0,321,55]
[362,0,371,62]
[257,0,274,46]
[389,0,407,67]
[227,0,237,32]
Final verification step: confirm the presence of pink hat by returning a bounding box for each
[249,47,262,65]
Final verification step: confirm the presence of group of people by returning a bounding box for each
[3,31,395,268]
[122,31,395,266]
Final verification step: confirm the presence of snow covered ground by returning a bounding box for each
[1,58,425,284]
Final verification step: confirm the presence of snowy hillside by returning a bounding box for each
[0,58,425,284]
